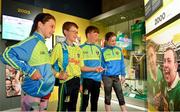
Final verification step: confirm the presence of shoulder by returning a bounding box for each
[55,43,62,47]
[72,44,81,51]
[80,43,86,48]
[101,47,107,52]
[11,36,38,49]
[93,44,102,51]
[53,43,63,51]
[114,46,122,51]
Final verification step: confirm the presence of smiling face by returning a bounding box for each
[38,19,56,39]
[107,36,116,47]
[87,31,99,44]
[64,26,78,43]
[6,80,12,89]
[163,49,178,86]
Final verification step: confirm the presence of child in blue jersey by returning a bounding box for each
[102,32,127,112]
[0,13,56,111]
[80,26,104,111]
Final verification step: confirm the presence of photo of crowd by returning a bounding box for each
[5,65,23,97]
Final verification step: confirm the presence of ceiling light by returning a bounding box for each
[121,16,126,19]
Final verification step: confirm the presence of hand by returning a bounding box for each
[153,93,168,111]
[79,84,83,93]
[31,70,42,80]
[153,92,161,108]
[120,76,125,84]
[52,68,57,75]
[58,71,68,80]
[95,66,105,72]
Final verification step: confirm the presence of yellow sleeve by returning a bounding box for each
[50,43,62,65]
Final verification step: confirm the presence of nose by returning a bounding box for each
[163,60,168,68]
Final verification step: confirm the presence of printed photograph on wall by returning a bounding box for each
[146,19,180,111]
[5,65,23,97]
[55,35,81,46]
[55,35,66,44]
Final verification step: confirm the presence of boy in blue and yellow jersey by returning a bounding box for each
[0,13,56,111]
[80,26,104,111]
[102,32,127,112]
[51,22,103,111]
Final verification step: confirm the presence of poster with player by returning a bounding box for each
[146,19,180,111]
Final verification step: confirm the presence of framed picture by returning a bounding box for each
[5,65,23,97]
[55,35,66,44]
[55,35,81,46]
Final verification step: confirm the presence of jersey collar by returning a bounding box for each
[106,45,114,49]
[85,42,94,45]
[33,32,46,43]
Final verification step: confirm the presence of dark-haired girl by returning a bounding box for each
[102,32,127,112]
[1,13,56,111]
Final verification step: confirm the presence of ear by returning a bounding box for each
[64,30,68,36]
[38,21,43,28]
[175,62,178,71]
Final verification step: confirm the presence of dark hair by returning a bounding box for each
[30,13,56,36]
[62,22,78,36]
[105,32,116,41]
[85,26,99,37]
[164,47,177,62]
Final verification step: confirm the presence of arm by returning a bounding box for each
[1,39,38,77]
[50,43,62,66]
[101,49,106,75]
[81,66,104,72]
[51,44,68,80]
[81,66,96,72]
[120,50,126,76]
[119,49,126,83]
[80,46,104,72]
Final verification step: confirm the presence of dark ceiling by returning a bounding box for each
[12,0,102,19]
[91,0,145,26]
[11,0,145,25]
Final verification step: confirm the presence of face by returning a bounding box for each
[64,26,78,43]
[107,36,116,46]
[6,80,12,92]
[87,31,99,44]
[147,46,157,74]
[163,50,178,85]
[12,79,20,94]
[38,19,56,39]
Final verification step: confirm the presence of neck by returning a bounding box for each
[66,39,73,46]
[168,73,177,87]
[86,40,94,44]
[36,30,45,39]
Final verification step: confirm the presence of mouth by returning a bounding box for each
[164,69,169,74]
[164,68,170,76]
